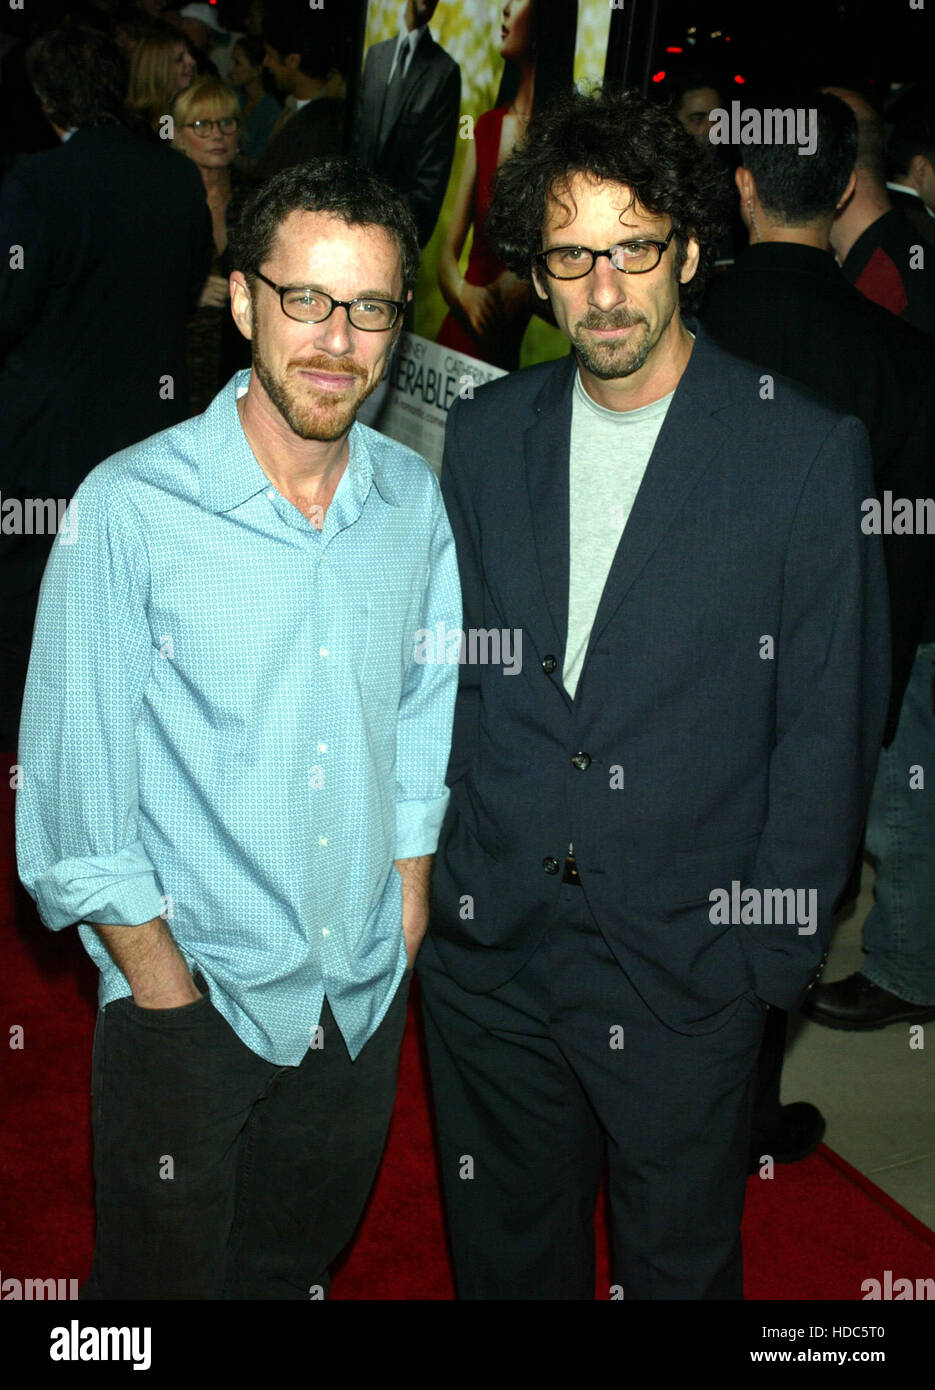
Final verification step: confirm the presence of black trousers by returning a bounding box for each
[418,885,768,1300]
[81,969,412,1300]
[749,861,863,1139]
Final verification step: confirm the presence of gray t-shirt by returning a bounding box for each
[563,370,675,700]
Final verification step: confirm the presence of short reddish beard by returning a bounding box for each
[251,324,374,442]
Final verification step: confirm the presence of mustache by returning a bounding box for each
[579,310,647,330]
[289,356,368,379]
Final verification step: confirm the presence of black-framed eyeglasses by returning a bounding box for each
[252,270,405,331]
[535,228,678,279]
[184,116,239,137]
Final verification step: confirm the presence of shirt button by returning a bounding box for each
[267,489,275,500]
[541,654,557,674]
[319,836,328,846]
[542,856,560,875]
[317,742,327,753]
[571,752,592,771]
[319,646,328,657]
[322,927,330,938]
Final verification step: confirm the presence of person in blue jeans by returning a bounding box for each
[804,639,935,1028]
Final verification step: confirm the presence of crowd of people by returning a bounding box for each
[0,2,355,744]
[1,0,934,1302]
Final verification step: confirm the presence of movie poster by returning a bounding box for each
[351,1,613,466]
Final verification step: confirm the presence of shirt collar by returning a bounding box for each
[198,370,399,514]
[198,371,271,513]
[335,422,400,516]
[887,180,934,215]
[573,366,675,420]
[287,69,343,110]
[396,16,428,57]
[738,240,842,276]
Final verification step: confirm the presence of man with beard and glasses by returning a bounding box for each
[417,89,889,1299]
[16,159,460,1300]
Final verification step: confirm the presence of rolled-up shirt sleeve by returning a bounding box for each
[394,482,462,859]
[15,469,165,930]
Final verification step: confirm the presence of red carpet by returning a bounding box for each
[2,773,933,1300]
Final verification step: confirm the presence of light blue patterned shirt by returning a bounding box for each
[16,369,461,1064]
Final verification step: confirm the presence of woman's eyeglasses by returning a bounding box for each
[184,117,239,138]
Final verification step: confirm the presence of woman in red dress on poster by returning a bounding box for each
[436,0,577,371]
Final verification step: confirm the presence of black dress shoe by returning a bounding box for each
[748,1102,825,1174]
[801,971,935,1031]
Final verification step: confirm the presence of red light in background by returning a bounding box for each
[733,74,745,84]
[652,71,666,83]
[666,46,683,53]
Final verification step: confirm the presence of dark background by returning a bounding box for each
[607,0,930,101]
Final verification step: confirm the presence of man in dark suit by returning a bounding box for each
[0,23,212,748]
[701,89,935,1165]
[885,104,935,245]
[255,8,346,183]
[351,0,460,248]
[417,89,890,1300]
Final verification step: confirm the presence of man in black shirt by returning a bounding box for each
[824,86,935,336]
[702,92,935,1146]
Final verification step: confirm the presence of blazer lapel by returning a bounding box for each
[363,41,395,159]
[523,355,576,680]
[581,327,728,667]
[377,32,431,154]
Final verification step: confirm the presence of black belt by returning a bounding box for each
[562,854,581,885]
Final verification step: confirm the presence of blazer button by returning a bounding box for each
[571,752,591,771]
[542,856,560,875]
[541,654,557,674]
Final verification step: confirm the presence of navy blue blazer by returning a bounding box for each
[429,322,891,1030]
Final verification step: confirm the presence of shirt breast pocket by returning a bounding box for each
[345,577,424,708]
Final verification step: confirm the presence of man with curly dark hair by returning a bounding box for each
[417,88,890,1299]
[486,86,730,319]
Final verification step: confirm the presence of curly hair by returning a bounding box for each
[486,87,731,313]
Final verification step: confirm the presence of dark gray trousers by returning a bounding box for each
[419,884,766,1300]
[82,969,412,1300]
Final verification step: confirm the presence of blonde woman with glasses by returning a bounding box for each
[172,77,251,412]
